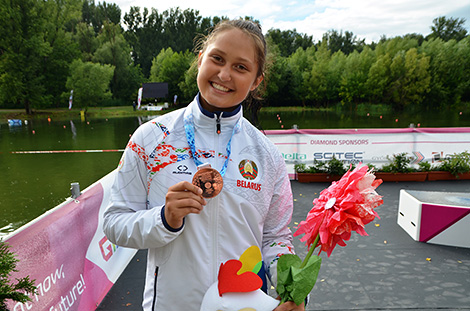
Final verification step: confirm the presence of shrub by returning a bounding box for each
[380,153,416,173]
[295,158,346,175]
[436,151,470,176]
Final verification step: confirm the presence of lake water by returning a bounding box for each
[1,108,469,235]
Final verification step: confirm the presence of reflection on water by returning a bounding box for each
[0,117,135,236]
[1,108,469,235]
[70,120,77,139]
[259,109,470,130]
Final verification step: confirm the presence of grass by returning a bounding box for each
[1,101,469,122]
[0,106,171,121]
[1,105,329,121]
[260,106,333,112]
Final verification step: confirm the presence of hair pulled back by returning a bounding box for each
[195,19,267,124]
[196,19,267,80]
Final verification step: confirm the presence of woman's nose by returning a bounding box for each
[218,65,231,82]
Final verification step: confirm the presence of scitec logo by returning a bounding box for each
[314,152,363,164]
[314,152,363,160]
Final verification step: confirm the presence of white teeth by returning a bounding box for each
[212,82,230,92]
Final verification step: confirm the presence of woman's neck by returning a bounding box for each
[197,94,241,117]
[199,94,241,113]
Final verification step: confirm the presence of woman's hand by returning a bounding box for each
[274,301,305,311]
[165,181,206,229]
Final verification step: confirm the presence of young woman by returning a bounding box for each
[103,19,304,311]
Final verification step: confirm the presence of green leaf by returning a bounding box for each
[252,261,263,275]
[277,254,322,305]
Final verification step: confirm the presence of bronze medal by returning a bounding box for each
[192,167,223,198]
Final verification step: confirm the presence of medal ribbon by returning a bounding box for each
[184,112,241,177]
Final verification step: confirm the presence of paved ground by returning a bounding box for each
[97,180,470,311]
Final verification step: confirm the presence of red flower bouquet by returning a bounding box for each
[277,165,383,305]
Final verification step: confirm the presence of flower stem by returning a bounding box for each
[300,234,320,269]
[279,234,320,305]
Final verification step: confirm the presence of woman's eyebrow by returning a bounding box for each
[210,48,253,64]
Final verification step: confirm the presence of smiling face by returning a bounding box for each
[197,28,263,112]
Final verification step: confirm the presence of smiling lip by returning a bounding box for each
[211,82,232,92]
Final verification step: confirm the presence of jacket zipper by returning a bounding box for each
[152,266,159,311]
[216,114,221,135]
[211,114,221,281]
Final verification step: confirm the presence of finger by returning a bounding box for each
[166,189,207,207]
[169,197,205,211]
[274,301,303,311]
[164,198,205,229]
[170,181,203,196]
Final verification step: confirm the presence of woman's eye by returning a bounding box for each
[236,64,248,71]
[211,55,223,63]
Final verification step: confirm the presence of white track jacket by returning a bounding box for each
[103,95,295,310]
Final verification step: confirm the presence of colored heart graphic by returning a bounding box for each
[218,259,263,296]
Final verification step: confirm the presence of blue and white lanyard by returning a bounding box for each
[183,113,241,177]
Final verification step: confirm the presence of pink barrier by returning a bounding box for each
[5,171,136,311]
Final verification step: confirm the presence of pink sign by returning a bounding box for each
[6,183,113,311]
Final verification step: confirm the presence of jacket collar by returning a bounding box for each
[186,94,243,133]
[196,93,242,119]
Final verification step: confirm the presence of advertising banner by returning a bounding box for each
[5,171,136,311]
[265,127,470,176]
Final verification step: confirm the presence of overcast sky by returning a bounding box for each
[112,0,470,43]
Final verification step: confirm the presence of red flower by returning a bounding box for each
[294,165,383,256]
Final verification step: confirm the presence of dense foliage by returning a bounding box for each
[0,240,36,310]
[0,0,468,113]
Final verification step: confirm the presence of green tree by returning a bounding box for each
[65,59,114,111]
[307,42,331,104]
[266,28,314,57]
[198,16,226,37]
[366,53,392,103]
[389,48,431,110]
[456,37,470,102]
[307,41,347,106]
[421,37,470,107]
[339,47,375,106]
[263,40,290,106]
[374,36,419,59]
[179,58,198,102]
[427,16,468,42]
[96,1,121,25]
[163,7,203,52]
[286,46,315,105]
[93,22,143,102]
[366,36,422,107]
[403,33,425,46]
[123,7,164,77]
[149,48,194,101]
[320,29,365,55]
[0,240,36,310]
[75,22,99,61]
[0,0,51,113]
[82,0,121,34]
[124,7,224,78]
[327,51,347,104]
[41,0,82,108]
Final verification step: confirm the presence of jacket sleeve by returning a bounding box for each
[261,150,295,290]
[103,127,183,249]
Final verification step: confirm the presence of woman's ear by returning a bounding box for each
[197,51,203,68]
[250,74,264,91]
